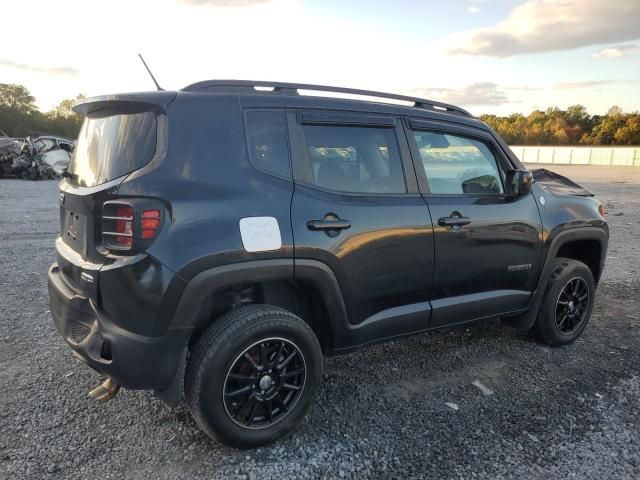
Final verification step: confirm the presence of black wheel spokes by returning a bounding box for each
[555,278,589,334]
[224,339,306,428]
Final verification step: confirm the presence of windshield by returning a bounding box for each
[68,111,157,187]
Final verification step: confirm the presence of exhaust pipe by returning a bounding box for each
[88,377,120,401]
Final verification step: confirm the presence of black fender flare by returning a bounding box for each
[157,258,349,406]
[168,258,349,344]
[507,226,608,330]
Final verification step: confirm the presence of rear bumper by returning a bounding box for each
[48,263,188,390]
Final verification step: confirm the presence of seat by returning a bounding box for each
[316,162,350,191]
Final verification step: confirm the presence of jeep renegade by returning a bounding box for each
[48,80,608,448]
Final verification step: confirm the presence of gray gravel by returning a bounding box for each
[1,165,640,480]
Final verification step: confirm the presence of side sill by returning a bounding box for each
[332,306,529,355]
[430,290,530,328]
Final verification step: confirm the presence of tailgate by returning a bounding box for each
[55,91,174,296]
[57,179,122,300]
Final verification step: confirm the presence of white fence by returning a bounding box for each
[509,146,640,166]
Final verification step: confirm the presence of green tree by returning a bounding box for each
[584,115,625,145]
[45,94,86,138]
[613,114,640,145]
[0,85,85,138]
[565,104,590,130]
[49,94,86,119]
[607,106,623,117]
[0,83,37,113]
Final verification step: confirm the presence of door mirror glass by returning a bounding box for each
[505,169,533,196]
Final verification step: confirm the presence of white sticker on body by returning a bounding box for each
[239,217,282,252]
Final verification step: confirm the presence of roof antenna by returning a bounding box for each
[138,53,163,91]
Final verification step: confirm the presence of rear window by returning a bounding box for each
[68,111,157,187]
[245,110,291,179]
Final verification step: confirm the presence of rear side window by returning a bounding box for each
[300,125,405,194]
[69,111,157,187]
[245,111,291,179]
[412,131,503,195]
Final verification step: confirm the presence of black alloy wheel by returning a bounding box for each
[185,304,322,448]
[223,338,306,429]
[555,277,590,334]
[532,257,596,346]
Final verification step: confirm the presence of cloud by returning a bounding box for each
[554,80,616,90]
[0,59,79,76]
[177,0,271,6]
[554,80,640,89]
[504,85,544,92]
[411,82,509,106]
[593,44,640,59]
[467,5,480,14]
[447,0,640,57]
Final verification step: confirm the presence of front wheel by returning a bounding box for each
[532,257,596,346]
[185,305,322,448]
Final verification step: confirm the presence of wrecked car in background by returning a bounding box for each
[34,135,75,176]
[0,132,75,179]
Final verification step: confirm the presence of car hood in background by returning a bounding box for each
[532,168,594,197]
[0,137,21,154]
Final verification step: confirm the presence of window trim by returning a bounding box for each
[405,119,512,197]
[287,110,417,197]
[298,111,396,127]
[243,108,293,181]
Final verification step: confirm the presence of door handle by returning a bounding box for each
[307,219,351,231]
[438,216,471,227]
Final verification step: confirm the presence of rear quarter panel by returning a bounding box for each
[116,92,295,279]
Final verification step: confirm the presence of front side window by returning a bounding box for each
[301,125,405,194]
[413,131,504,195]
[245,110,291,179]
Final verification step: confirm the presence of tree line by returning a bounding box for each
[1,83,639,145]
[480,105,640,146]
[0,83,84,139]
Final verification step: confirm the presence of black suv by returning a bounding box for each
[48,81,608,448]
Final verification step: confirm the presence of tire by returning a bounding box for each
[531,257,596,347]
[185,304,323,448]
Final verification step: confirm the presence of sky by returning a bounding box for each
[1,0,639,116]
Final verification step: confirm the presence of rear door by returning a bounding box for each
[289,111,434,347]
[406,118,542,327]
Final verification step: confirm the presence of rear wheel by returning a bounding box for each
[532,257,596,346]
[185,305,322,448]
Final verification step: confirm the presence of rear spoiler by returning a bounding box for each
[73,91,177,117]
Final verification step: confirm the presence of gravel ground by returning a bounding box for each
[1,165,639,480]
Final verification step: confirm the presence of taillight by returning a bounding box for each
[102,204,134,250]
[114,206,133,247]
[141,210,160,239]
[102,201,164,253]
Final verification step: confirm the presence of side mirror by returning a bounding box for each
[505,169,533,196]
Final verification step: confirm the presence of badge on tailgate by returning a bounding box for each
[67,212,79,240]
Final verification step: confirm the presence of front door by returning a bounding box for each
[288,111,434,347]
[406,119,543,327]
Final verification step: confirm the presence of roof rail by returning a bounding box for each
[182,80,472,117]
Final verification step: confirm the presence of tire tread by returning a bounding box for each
[532,257,595,347]
[184,304,320,447]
